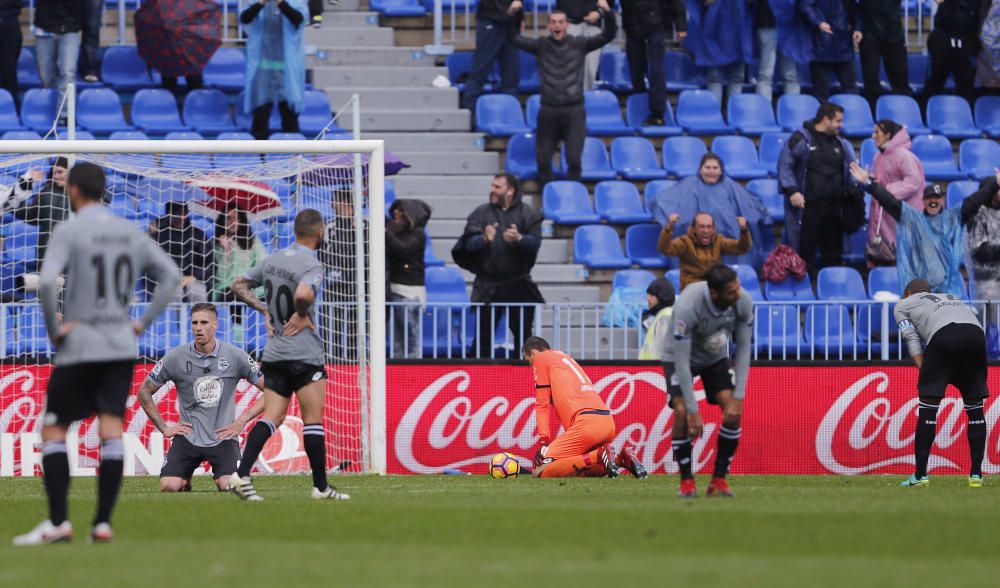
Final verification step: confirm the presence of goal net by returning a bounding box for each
[0,140,386,477]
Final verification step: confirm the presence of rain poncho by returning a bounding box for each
[769,0,813,64]
[896,206,967,298]
[869,128,924,263]
[683,0,753,67]
[965,203,1000,300]
[976,1,1000,88]
[244,0,306,113]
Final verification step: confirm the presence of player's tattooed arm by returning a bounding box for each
[137,379,192,439]
[231,278,269,315]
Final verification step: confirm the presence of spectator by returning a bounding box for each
[683,0,752,105]
[858,0,910,106]
[0,169,43,216]
[964,174,1000,356]
[922,0,982,106]
[210,207,267,304]
[308,0,323,27]
[151,201,212,302]
[386,199,430,359]
[638,277,675,360]
[778,101,856,274]
[621,0,686,125]
[866,119,925,267]
[460,0,519,112]
[319,191,368,360]
[0,0,23,103]
[34,0,83,119]
[506,2,617,186]
[558,0,603,92]
[452,173,544,359]
[658,212,751,290]
[755,0,801,101]
[241,0,307,140]
[800,0,861,101]
[12,159,69,265]
[976,0,1000,95]
[78,0,101,83]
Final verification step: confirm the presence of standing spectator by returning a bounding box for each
[319,191,368,361]
[683,0,752,105]
[866,119,925,267]
[638,277,675,360]
[78,0,102,83]
[506,2,617,186]
[964,174,1000,357]
[241,0,307,140]
[922,0,982,106]
[976,0,1000,95]
[460,0,519,112]
[151,201,212,302]
[34,0,83,119]
[621,0,686,125]
[800,0,861,101]
[210,206,268,304]
[386,199,430,359]
[309,0,323,27]
[559,0,602,92]
[778,102,856,273]
[755,0,801,101]
[858,0,910,106]
[12,158,70,265]
[452,173,544,359]
[0,0,23,103]
[658,212,752,290]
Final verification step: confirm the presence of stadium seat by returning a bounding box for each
[777,94,820,132]
[543,181,600,224]
[475,94,529,137]
[912,134,966,181]
[370,0,427,16]
[727,94,782,135]
[584,90,632,136]
[2,130,42,141]
[830,94,874,137]
[805,304,857,356]
[109,130,151,141]
[676,90,732,134]
[625,93,682,137]
[946,180,978,209]
[55,130,96,141]
[0,90,21,133]
[21,88,61,133]
[203,47,246,92]
[855,303,900,357]
[764,275,815,301]
[867,266,900,298]
[817,267,867,301]
[875,95,930,136]
[423,230,445,268]
[423,266,472,356]
[927,95,981,139]
[164,131,205,141]
[842,226,868,265]
[594,181,653,223]
[759,132,788,176]
[419,0,477,13]
[15,305,53,357]
[597,50,632,93]
[183,89,238,135]
[573,225,631,269]
[624,223,670,268]
[908,52,927,93]
[132,89,190,135]
[959,139,1000,180]
[269,132,307,141]
[860,137,877,169]
[518,50,540,93]
[505,132,537,180]
[663,51,700,91]
[664,268,681,292]
[100,45,158,92]
[747,178,784,222]
[754,305,808,358]
[644,179,676,211]
[445,51,475,89]
[974,96,1000,137]
[563,137,618,181]
[612,269,657,291]
[662,136,707,177]
[17,48,41,90]
[610,137,667,180]
[711,135,768,180]
[525,94,541,130]
[1,220,38,263]
[731,264,764,300]
[234,90,283,133]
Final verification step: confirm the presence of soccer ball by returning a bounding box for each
[490,453,521,479]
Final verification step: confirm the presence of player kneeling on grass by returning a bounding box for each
[895,279,991,488]
[137,303,266,492]
[523,337,647,478]
[663,265,753,498]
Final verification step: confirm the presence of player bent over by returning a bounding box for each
[228,209,350,501]
[895,279,991,488]
[137,303,266,492]
[663,265,753,498]
[523,337,647,478]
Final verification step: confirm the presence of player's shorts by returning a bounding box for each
[262,361,327,398]
[44,361,134,426]
[918,323,989,403]
[160,436,240,480]
[663,359,735,408]
[546,412,616,459]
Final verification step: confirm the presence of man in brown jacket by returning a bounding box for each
[658,212,751,290]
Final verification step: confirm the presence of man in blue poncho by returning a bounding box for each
[683,0,752,104]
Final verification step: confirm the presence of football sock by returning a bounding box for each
[914,400,940,479]
[538,449,606,478]
[302,423,328,490]
[237,418,275,478]
[714,425,742,478]
[965,402,987,477]
[673,437,693,480]
[41,440,69,526]
[95,438,124,526]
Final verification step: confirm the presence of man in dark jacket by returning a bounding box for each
[507,1,617,186]
[320,191,368,361]
[922,0,982,106]
[558,0,603,91]
[858,0,910,106]
[454,173,544,358]
[0,0,23,103]
[800,0,861,100]
[386,199,430,359]
[152,201,212,303]
[34,0,83,119]
[622,0,686,125]
[461,0,520,112]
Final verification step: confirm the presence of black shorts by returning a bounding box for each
[663,359,735,407]
[44,361,134,426]
[262,361,327,398]
[918,323,990,403]
[160,436,240,480]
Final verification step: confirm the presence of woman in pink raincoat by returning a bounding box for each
[867,119,925,268]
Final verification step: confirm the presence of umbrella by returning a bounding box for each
[135,0,222,77]
[298,151,410,186]
[187,177,284,221]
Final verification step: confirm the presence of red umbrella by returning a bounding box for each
[188,177,284,221]
[135,0,222,77]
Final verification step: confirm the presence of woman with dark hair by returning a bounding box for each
[867,119,924,267]
[211,206,268,303]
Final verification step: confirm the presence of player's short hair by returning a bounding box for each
[523,336,551,355]
[294,208,325,238]
[706,264,738,292]
[814,102,844,123]
[68,162,106,201]
[190,303,218,317]
[904,278,932,297]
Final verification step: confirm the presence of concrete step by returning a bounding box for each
[326,87,459,110]
[309,47,435,67]
[431,237,568,263]
[305,26,395,47]
[538,285,602,303]
[394,151,498,175]
[420,196,489,219]
[537,327,642,360]
[317,11,380,27]
[427,218,474,238]
[340,109,470,132]
[311,66,448,88]
[364,132,484,151]
[392,175,493,196]
[457,265,586,284]
[327,0,364,10]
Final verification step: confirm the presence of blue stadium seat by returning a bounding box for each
[855,303,900,356]
[817,267,866,300]
[805,305,857,355]
[747,179,783,222]
[759,132,788,176]
[612,269,657,292]
[516,50,540,93]
[233,90,281,133]
[1,220,38,263]
[597,50,632,93]
[525,94,541,130]
[424,231,444,268]
[132,89,190,135]
[269,132,307,141]
[595,181,653,223]
[109,130,150,141]
[663,51,700,91]
[830,94,875,137]
[0,90,21,132]
[203,47,246,92]
[17,48,41,90]
[946,180,978,209]
[662,136,707,177]
[867,266,900,298]
[777,94,820,131]
[420,0,477,13]
[563,137,618,181]
[727,94,782,135]
[842,226,867,264]
[644,179,676,211]
[676,90,732,134]
[974,96,1000,137]
[15,305,53,357]
[423,266,471,356]
[100,45,158,92]
[130,304,183,357]
[927,95,981,139]
[664,268,681,292]
[239,307,270,355]
[573,225,631,269]
[711,135,768,180]
[1,305,16,358]
[765,275,815,301]
[908,52,927,93]
[959,139,1000,180]
[542,181,600,224]
[370,0,427,16]
[75,88,133,135]
[754,304,807,358]
[584,90,631,136]
[912,134,966,181]
[625,223,670,268]
[21,88,60,133]
[2,130,41,140]
[732,264,763,300]
[445,52,475,90]
[475,94,529,137]
[505,132,537,180]
[183,89,237,135]
[610,137,667,180]
[876,95,930,136]
[164,131,205,141]
[625,93,682,137]
[860,137,877,169]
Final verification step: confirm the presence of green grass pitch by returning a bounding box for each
[2,475,1000,587]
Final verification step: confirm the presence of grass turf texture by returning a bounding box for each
[1,475,999,587]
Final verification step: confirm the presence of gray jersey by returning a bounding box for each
[39,204,182,366]
[663,282,754,413]
[894,292,982,359]
[244,244,325,365]
[146,341,263,447]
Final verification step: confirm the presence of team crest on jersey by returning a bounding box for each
[217,358,230,371]
[674,319,687,339]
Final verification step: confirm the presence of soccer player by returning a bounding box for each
[663,264,753,498]
[523,336,647,479]
[895,279,991,488]
[13,163,182,546]
[136,303,266,492]
[228,209,350,501]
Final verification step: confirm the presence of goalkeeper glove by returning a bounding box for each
[533,444,548,468]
